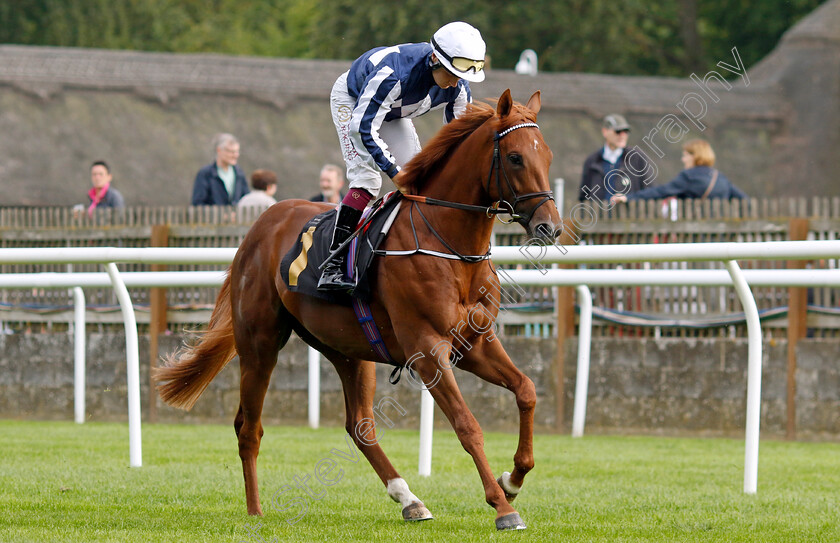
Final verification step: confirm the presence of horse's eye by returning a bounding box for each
[508,154,523,166]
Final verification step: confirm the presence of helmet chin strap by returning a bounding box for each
[429,53,443,70]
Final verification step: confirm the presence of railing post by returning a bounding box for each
[786,218,810,440]
[105,262,143,468]
[571,285,592,437]
[553,219,579,432]
[554,178,565,217]
[419,388,434,476]
[148,224,170,423]
[73,287,85,424]
[725,260,762,494]
[308,346,320,429]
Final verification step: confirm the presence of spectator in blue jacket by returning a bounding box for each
[319,21,487,290]
[610,139,747,204]
[190,133,249,206]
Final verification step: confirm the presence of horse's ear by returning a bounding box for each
[496,89,513,118]
[526,91,541,116]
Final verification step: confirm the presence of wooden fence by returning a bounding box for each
[1,197,839,338]
[589,198,838,338]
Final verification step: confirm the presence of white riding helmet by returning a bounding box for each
[431,22,487,83]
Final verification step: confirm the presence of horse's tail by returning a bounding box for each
[154,272,237,410]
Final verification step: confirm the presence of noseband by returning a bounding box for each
[486,122,555,226]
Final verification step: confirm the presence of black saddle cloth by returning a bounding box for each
[279,193,403,305]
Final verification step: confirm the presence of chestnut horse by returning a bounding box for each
[155,90,561,531]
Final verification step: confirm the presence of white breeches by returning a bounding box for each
[330,71,421,198]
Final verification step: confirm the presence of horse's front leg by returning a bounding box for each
[456,339,535,504]
[401,334,527,531]
[325,351,433,522]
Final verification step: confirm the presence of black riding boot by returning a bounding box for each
[317,204,363,291]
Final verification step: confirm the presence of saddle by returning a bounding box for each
[280,191,404,305]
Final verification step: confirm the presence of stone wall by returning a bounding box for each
[2,333,837,439]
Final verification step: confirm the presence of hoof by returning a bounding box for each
[497,472,521,503]
[495,512,527,531]
[402,501,433,522]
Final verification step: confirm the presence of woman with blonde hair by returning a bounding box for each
[611,139,747,203]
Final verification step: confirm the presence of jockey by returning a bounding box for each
[318,21,487,290]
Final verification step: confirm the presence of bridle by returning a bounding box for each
[402,121,555,227]
[486,122,555,226]
[364,120,555,264]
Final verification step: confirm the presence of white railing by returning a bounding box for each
[495,240,840,494]
[507,268,840,438]
[0,270,228,469]
[1,241,839,494]
[491,240,840,265]
[0,263,230,469]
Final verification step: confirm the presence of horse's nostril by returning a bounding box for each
[534,223,553,240]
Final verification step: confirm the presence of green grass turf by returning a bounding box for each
[0,420,838,542]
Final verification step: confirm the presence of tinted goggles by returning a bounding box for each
[431,37,485,74]
[450,57,485,73]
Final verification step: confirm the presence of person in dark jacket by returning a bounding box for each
[610,139,747,203]
[86,160,125,216]
[190,133,249,206]
[309,164,345,204]
[578,114,655,204]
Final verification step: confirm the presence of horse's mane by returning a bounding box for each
[397,101,496,193]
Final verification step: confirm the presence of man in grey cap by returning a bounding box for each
[578,114,654,203]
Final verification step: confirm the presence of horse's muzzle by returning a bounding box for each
[530,222,557,245]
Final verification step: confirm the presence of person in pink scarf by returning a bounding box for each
[86,161,125,216]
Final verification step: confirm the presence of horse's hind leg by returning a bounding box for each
[456,341,535,503]
[233,304,291,516]
[323,351,433,521]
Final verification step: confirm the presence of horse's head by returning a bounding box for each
[485,90,561,244]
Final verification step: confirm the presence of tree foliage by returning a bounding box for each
[0,0,827,76]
